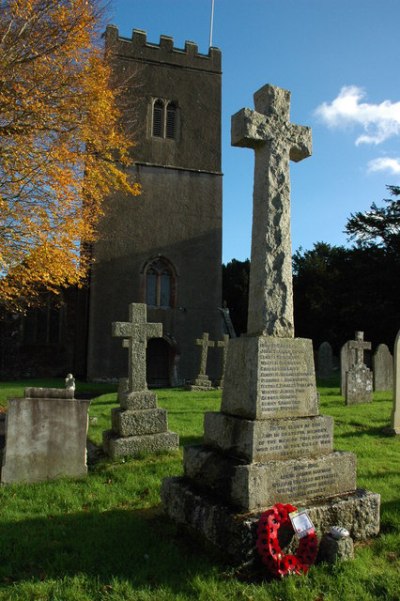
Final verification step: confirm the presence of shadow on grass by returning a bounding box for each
[0,507,217,594]
[178,435,203,447]
[338,424,389,438]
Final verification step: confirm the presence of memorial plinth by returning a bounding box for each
[162,333,380,563]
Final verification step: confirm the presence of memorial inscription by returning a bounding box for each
[256,420,332,456]
[258,340,316,413]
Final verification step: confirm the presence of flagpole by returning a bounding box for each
[209,0,215,48]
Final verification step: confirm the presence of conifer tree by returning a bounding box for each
[345,185,400,253]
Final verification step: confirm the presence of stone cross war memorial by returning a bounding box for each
[162,84,380,566]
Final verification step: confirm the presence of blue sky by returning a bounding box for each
[108,0,400,263]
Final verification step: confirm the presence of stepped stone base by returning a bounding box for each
[204,412,334,462]
[184,446,357,511]
[161,477,380,566]
[119,390,158,411]
[185,376,214,391]
[111,407,168,437]
[103,430,179,459]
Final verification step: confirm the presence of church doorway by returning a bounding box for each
[147,338,172,388]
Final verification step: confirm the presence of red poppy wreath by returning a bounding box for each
[256,503,318,578]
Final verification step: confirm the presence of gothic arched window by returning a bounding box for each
[144,257,176,308]
[152,99,164,137]
[151,99,178,140]
[166,102,177,139]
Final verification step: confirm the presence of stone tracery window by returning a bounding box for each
[144,257,176,308]
[152,99,177,140]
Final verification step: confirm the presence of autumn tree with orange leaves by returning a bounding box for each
[0,0,140,310]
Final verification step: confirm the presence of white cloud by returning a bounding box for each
[367,157,400,174]
[315,86,400,145]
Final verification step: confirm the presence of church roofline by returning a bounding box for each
[104,25,222,74]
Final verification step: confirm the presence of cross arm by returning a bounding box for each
[112,322,131,337]
[289,124,312,162]
[231,108,268,148]
[147,323,163,339]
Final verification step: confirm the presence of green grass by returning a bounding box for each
[0,378,398,600]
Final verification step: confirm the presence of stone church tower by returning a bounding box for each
[86,26,223,386]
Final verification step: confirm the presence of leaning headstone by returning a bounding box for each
[345,331,373,405]
[1,387,89,484]
[373,344,393,391]
[103,303,179,459]
[185,332,215,390]
[317,342,334,379]
[386,329,400,435]
[215,334,229,388]
[161,84,380,566]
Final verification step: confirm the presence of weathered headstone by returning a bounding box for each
[1,387,89,484]
[161,84,380,565]
[345,331,373,404]
[373,344,393,391]
[317,341,334,379]
[215,334,229,388]
[185,332,215,390]
[340,341,355,395]
[103,303,179,458]
[386,329,400,435]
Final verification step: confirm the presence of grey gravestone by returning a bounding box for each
[345,331,373,405]
[186,332,215,390]
[386,329,400,435]
[1,387,89,484]
[215,334,229,388]
[103,303,178,458]
[161,84,380,565]
[373,344,393,391]
[318,341,334,379]
[340,341,355,395]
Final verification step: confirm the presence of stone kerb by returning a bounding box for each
[1,388,89,484]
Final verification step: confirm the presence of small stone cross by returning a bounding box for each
[232,84,312,338]
[196,333,214,376]
[349,331,371,368]
[112,303,162,392]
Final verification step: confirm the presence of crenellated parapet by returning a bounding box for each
[104,25,221,73]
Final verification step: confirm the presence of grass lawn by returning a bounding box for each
[0,379,398,600]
